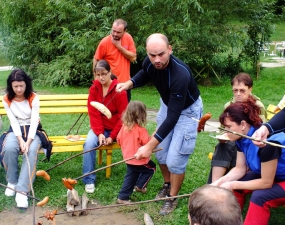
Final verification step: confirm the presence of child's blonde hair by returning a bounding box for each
[122,101,147,130]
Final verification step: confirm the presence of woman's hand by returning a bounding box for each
[105,137,113,145]
[219,181,234,191]
[98,134,106,145]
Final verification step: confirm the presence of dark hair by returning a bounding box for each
[122,101,147,130]
[231,73,253,88]
[188,184,242,225]
[94,60,117,80]
[113,19,128,30]
[6,69,34,101]
[219,97,262,128]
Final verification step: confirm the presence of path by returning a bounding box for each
[0,203,142,225]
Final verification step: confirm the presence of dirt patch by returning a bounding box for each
[0,203,143,225]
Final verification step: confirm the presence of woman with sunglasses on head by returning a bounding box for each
[212,97,285,225]
[82,60,128,193]
[208,73,266,184]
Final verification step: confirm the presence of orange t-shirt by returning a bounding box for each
[117,124,150,165]
[94,33,136,82]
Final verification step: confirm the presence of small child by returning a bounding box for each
[116,101,156,204]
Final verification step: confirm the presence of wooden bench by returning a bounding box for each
[266,104,281,121]
[0,94,120,178]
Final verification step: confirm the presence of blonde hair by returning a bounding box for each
[122,101,147,130]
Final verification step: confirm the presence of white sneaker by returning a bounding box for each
[15,192,28,208]
[5,183,16,196]
[85,184,95,193]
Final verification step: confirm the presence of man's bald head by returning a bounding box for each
[145,33,172,70]
[146,33,169,47]
[188,185,242,225]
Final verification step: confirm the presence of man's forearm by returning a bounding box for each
[117,46,136,62]
[93,58,98,71]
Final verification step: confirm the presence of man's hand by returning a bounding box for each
[116,80,133,93]
[134,145,153,160]
[252,125,269,147]
[111,37,122,49]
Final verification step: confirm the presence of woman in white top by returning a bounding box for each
[1,69,41,208]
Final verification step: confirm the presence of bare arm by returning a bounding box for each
[93,58,98,72]
[112,39,137,62]
[231,160,276,190]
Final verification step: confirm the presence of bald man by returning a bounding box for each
[116,33,203,215]
[188,185,242,225]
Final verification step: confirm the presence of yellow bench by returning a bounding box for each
[266,104,280,121]
[0,94,120,178]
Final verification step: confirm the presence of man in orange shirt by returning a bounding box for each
[93,19,137,101]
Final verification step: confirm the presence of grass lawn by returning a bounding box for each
[0,65,284,224]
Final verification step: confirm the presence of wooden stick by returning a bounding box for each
[191,117,285,149]
[74,147,162,180]
[66,113,83,136]
[0,183,47,204]
[39,193,192,217]
[45,144,103,172]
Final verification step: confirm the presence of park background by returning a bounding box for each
[0,1,285,224]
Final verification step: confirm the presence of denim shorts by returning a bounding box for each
[155,97,203,174]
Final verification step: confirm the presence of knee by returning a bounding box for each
[250,190,266,206]
[166,160,185,174]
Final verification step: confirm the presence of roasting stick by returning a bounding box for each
[191,117,285,149]
[75,147,162,180]
[45,144,103,172]
[0,183,49,206]
[39,193,192,218]
[62,148,163,190]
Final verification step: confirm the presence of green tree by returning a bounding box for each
[0,0,278,86]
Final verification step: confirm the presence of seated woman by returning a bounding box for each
[208,73,266,183]
[82,60,128,193]
[212,97,285,225]
[1,69,42,208]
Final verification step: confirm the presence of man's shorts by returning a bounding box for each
[155,97,203,174]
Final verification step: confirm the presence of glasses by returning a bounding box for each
[95,71,110,78]
[232,89,248,94]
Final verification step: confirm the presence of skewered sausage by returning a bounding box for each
[197,112,212,132]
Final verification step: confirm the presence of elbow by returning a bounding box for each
[260,180,274,189]
[130,55,137,62]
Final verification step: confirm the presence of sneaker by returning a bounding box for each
[116,198,131,204]
[5,183,16,197]
[155,183,170,199]
[85,184,95,193]
[159,198,178,215]
[15,192,28,208]
[134,186,147,194]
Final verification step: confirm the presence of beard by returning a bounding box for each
[112,34,121,41]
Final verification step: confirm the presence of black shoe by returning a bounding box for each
[155,183,170,199]
[159,198,178,215]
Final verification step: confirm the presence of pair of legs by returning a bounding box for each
[207,141,237,183]
[1,132,41,193]
[156,97,203,197]
[234,171,285,225]
[118,160,156,200]
[82,129,110,185]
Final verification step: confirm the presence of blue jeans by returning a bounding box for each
[1,132,41,192]
[155,97,203,174]
[82,129,110,185]
[118,160,156,200]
